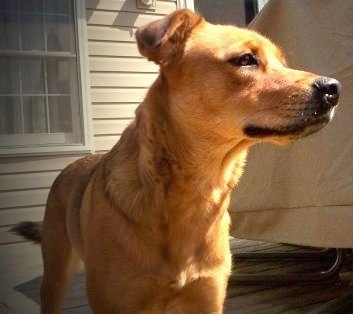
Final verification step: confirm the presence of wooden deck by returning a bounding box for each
[1,237,353,313]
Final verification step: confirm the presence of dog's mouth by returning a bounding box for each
[243,107,336,140]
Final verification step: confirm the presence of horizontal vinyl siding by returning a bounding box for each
[87,25,138,42]
[94,136,122,152]
[90,73,156,88]
[85,0,177,14]
[92,104,137,119]
[89,57,158,72]
[89,42,141,57]
[93,120,132,135]
[87,0,177,152]
[0,156,79,174]
[91,88,148,103]
[0,172,60,192]
[86,10,160,27]
[0,190,50,210]
[0,156,82,231]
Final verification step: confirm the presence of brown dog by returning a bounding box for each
[13,9,340,314]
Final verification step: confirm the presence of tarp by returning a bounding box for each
[229,0,353,248]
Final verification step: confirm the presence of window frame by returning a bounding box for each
[177,0,195,10]
[0,0,93,157]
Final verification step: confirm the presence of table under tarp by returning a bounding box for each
[230,0,353,248]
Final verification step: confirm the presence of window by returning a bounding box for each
[0,0,91,155]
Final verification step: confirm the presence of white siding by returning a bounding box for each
[90,73,156,88]
[0,0,179,233]
[87,0,178,152]
[0,156,81,240]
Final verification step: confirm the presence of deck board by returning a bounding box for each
[1,238,352,313]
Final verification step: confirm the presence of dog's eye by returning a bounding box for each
[228,53,259,67]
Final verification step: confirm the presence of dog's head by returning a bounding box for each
[136,10,340,145]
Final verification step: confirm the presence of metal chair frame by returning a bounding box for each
[230,247,346,284]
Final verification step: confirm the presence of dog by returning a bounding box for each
[13,9,340,314]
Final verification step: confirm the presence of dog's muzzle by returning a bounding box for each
[243,76,341,139]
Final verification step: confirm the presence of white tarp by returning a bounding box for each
[230,0,353,248]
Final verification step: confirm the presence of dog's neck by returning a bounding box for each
[104,75,249,268]
[107,75,248,219]
[147,75,249,198]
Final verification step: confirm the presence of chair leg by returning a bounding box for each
[230,248,345,284]
[234,248,333,261]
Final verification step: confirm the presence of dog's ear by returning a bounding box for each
[135,9,202,65]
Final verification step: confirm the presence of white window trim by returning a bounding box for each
[257,0,269,11]
[177,0,195,10]
[0,0,93,157]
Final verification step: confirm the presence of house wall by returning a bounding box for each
[0,0,177,244]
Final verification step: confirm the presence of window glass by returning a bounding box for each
[0,57,20,94]
[19,0,43,13]
[49,96,72,133]
[21,58,45,94]
[23,96,47,133]
[47,58,70,94]
[0,0,83,150]
[46,13,71,52]
[20,12,45,51]
[45,0,68,15]
[0,97,21,134]
[0,0,18,11]
[0,11,19,50]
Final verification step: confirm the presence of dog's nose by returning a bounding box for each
[312,77,341,109]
